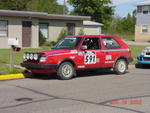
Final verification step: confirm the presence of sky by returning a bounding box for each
[112,0,145,16]
[57,0,148,17]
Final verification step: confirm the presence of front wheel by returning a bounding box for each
[57,62,76,80]
[114,59,128,75]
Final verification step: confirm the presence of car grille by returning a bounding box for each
[143,57,150,61]
[146,52,150,55]
[25,59,39,63]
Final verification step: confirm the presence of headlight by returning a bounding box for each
[30,53,34,60]
[23,53,26,59]
[34,54,38,60]
[141,47,150,55]
[145,47,150,50]
[141,50,146,55]
[26,53,30,59]
[39,57,46,62]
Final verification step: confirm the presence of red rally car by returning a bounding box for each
[21,35,133,80]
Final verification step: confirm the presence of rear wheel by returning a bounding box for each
[114,59,127,74]
[57,62,76,80]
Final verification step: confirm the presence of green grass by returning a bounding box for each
[105,33,134,41]
[116,34,134,41]
[0,46,50,65]
[129,45,145,64]
[0,45,147,75]
[0,63,24,75]
[0,46,50,75]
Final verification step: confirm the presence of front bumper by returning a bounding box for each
[21,63,57,69]
[137,55,150,64]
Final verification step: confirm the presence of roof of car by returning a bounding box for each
[66,35,118,38]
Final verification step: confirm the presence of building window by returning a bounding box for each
[143,10,148,14]
[142,6,149,14]
[137,6,150,14]
[137,6,142,13]
[0,20,8,37]
[67,23,75,35]
[142,25,148,33]
[39,23,49,39]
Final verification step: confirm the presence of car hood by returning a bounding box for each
[38,49,77,56]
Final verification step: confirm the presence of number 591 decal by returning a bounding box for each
[84,51,96,64]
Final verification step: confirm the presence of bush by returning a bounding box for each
[44,41,57,47]
[57,28,68,42]
[78,28,85,35]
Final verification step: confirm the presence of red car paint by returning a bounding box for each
[21,35,132,74]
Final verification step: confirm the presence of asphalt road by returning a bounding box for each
[0,66,150,113]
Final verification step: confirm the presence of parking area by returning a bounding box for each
[0,66,150,113]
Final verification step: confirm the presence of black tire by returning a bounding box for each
[31,73,42,77]
[57,62,76,80]
[114,59,128,75]
[135,63,143,68]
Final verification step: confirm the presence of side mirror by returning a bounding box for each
[81,45,87,50]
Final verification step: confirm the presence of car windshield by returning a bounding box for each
[53,37,82,49]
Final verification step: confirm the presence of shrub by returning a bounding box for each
[44,41,57,47]
[78,28,85,35]
[57,28,68,42]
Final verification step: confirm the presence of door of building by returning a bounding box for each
[22,21,32,47]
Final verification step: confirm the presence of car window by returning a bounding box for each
[81,38,100,50]
[102,37,121,49]
[53,37,81,49]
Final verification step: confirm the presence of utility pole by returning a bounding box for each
[63,0,66,15]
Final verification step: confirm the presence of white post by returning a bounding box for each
[10,46,14,71]
[8,38,19,71]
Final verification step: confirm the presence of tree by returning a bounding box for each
[115,11,136,34]
[0,0,67,14]
[67,0,114,29]
[0,0,31,10]
[27,0,66,14]
[106,10,136,34]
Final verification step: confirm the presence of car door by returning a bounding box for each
[101,37,122,67]
[77,37,105,69]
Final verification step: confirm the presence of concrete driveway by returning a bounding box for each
[0,66,150,113]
